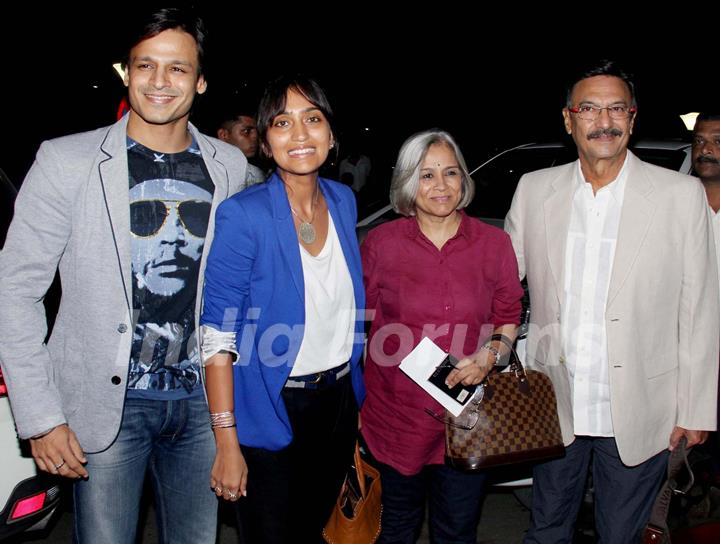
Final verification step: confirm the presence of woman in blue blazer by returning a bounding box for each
[200,75,365,543]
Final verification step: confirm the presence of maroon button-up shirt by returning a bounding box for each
[361,213,523,475]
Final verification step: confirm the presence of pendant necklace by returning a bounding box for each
[289,184,320,244]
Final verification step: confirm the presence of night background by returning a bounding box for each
[1,7,715,192]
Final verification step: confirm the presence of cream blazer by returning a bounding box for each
[505,151,719,466]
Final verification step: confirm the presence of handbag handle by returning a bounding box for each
[484,334,530,396]
[423,333,529,427]
[353,443,368,499]
[642,436,693,543]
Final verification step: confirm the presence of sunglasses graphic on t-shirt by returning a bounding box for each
[130,199,211,238]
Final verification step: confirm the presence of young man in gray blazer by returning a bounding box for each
[505,60,719,543]
[0,8,247,543]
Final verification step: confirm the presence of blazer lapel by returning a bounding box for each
[268,174,305,300]
[607,153,655,306]
[98,116,132,313]
[192,124,232,200]
[543,164,575,307]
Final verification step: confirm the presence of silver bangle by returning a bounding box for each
[479,344,500,366]
[210,411,236,429]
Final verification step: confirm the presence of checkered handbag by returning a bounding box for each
[444,355,564,470]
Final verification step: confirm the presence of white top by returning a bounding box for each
[562,154,629,437]
[290,214,355,376]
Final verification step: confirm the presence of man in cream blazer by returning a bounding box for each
[505,60,719,543]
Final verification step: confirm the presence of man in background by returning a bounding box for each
[217,105,265,185]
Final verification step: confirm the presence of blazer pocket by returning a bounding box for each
[646,359,679,380]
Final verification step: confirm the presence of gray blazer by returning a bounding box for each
[0,115,247,452]
[505,151,719,466]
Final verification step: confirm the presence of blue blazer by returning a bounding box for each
[201,173,366,450]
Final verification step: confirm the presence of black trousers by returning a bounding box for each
[236,374,358,544]
[524,436,668,544]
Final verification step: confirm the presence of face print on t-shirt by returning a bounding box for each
[129,178,212,297]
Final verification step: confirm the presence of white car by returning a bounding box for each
[357,139,693,231]
[0,170,61,541]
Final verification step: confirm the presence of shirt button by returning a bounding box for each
[117,323,128,333]
[444,305,450,311]
[111,375,122,385]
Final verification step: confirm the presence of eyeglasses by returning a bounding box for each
[130,199,211,238]
[567,104,637,121]
[424,385,485,430]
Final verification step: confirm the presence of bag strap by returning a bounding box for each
[485,334,530,395]
[642,436,693,543]
[354,442,368,499]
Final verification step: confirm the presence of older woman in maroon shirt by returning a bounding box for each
[361,129,523,543]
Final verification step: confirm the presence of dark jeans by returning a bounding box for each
[524,436,668,544]
[376,461,487,544]
[236,374,357,544]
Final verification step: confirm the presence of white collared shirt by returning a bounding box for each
[562,154,629,436]
[709,205,720,276]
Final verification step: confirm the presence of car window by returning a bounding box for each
[467,146,578,219]
[631,148,688,172]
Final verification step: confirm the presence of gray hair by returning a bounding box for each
[390,129,475,217]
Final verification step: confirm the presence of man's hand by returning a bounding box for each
[30,424,88,478]
[669,426,708,450]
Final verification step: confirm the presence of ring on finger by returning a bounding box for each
[228,492,237,499]
[54,460,66,470]
[214,486,222,494]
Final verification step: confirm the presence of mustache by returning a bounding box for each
[696,155,720,165]
[587,128,624,140]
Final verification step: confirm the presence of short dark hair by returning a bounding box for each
[565,59,636,108]
[123,7,207,74]
[256,75,335,157]
[696,112,720,125]
[217,106,257,132]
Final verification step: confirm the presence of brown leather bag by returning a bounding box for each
[441,352,564,470]
[323,443,382,544]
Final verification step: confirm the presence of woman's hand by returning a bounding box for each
[210,429,248,502]
[445,349,495,388]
